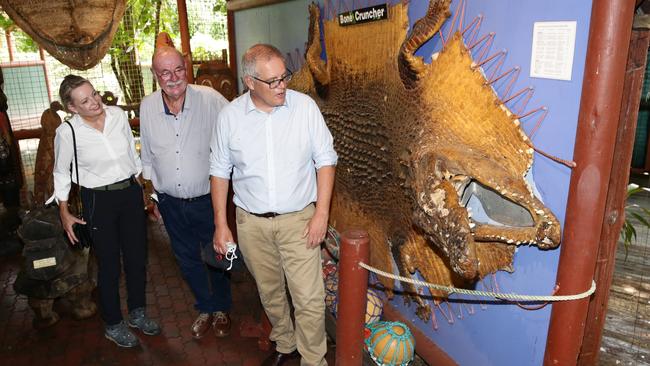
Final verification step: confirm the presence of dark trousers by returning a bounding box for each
[81,183,147,326]
[157,192,231,313]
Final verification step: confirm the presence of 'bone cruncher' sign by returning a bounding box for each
[339,4,388,26]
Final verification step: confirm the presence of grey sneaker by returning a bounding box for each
[127,307,161,336]
[105,321,139,348]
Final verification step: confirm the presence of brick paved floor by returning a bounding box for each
[0,220,335,365]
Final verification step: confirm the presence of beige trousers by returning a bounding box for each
[236,204,327,366]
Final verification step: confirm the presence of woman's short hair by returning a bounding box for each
[59,74,90,111]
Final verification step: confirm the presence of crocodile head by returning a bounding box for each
[400,7,561,279]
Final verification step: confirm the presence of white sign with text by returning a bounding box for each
[530,21,577,81]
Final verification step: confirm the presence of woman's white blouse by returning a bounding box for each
[50,105,142,202]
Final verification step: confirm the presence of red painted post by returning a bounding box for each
[336,229,370,365]
[176,0,194,83]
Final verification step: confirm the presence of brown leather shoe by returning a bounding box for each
[191,313,213,339]
[212,311,231,338]
[261,350,299,366]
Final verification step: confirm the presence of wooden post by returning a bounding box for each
[543,0,636,364]
[227,9,238,93]
[176,0,194,83]
[577,29,650,365]
[336,229,369,365]
[5,30,14,62]
[38,47,52,103]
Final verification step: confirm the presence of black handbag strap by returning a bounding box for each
[65,121,83,215]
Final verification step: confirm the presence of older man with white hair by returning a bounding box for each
[139,46,232,340]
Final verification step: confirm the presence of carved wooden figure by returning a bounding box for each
[32,102,63,205]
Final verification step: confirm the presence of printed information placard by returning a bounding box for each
[530,21,577,81]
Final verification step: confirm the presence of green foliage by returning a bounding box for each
[620,183,650,259]
[0,13,14,30]
[0,12,38,53]
[13,31,38,53]
[109,0,179,60]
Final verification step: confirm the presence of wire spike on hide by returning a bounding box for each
[462,14,483,47]
[488,66,520,100]
[485,51,507,84]
[438,30,446,48]
[445,0,465,44]
[469,32,495,65]
[473,49,506,71]
[532,145,577,168]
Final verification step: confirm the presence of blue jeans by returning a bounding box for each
[157,193,231,313]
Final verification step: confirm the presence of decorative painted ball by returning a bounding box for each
[325,291,337,314]
[322,261,338,279]
[324,272,339,295]
[365,321,415,366]
[365,288,383,324]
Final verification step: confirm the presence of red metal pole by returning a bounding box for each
[336,229,369,366]
[543,0,635,364]
[176,0,194,83]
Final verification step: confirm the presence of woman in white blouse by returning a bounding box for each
[52,75,159,348]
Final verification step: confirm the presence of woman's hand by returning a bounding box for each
[59,201,86,244]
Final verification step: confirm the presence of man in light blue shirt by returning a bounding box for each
[210,44,337,366]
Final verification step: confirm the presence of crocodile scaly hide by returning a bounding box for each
[291,1,561,319]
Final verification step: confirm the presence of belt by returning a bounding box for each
[159,192,210,202]
[248,203,315,218]
[89,176,137,191]
[250,211,282,218]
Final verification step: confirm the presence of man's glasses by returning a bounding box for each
[157,66,186,80]
[251,71,293,89]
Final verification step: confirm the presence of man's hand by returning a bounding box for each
[303,211,328,249]
[213,225,234,255]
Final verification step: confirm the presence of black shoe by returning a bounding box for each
[261,350,300,366]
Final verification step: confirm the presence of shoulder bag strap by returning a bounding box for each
[65,121,83,215]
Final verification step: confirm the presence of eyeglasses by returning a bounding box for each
[251,71,293,89]
[156,66,186,80]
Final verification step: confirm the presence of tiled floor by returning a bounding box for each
[4,185,648,366]
[0,219,335,366]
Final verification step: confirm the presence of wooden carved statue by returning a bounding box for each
[15,101,97,328]
[290,1,562,319]
[32,102,63,205]
[196,60,238,101]
[0,0,127,70]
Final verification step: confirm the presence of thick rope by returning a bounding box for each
[358,262,596,302]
